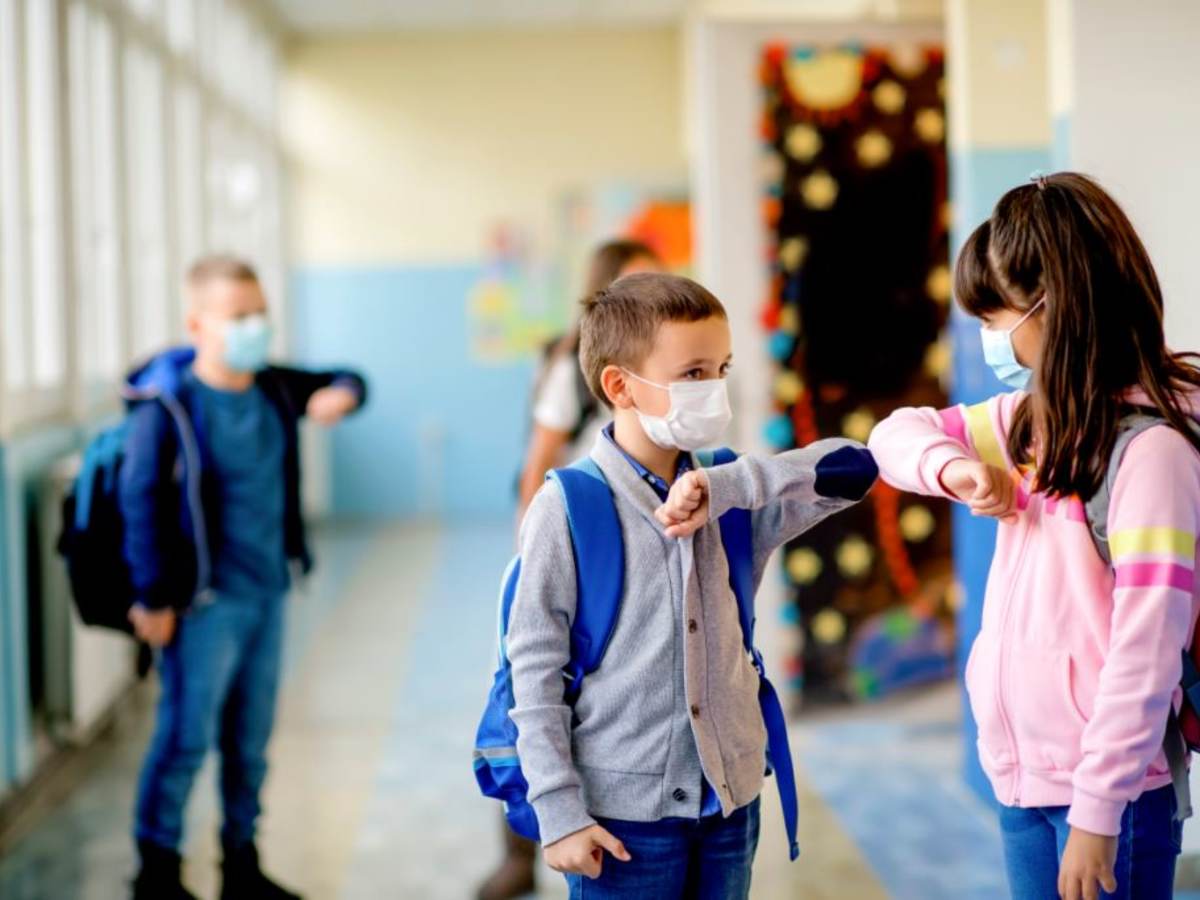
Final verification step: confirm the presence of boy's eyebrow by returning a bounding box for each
[677,354,734,367]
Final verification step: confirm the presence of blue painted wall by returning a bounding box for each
[948,146,1051,803]
[290,265,536,520]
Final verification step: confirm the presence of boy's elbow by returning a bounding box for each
[813,443,878,502]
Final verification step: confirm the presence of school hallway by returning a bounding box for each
[0,520,1016,900]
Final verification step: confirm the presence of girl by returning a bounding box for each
[869,172,1200,900]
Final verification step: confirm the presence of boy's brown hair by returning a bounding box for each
[186,254,259,288]
[578,272,727,408]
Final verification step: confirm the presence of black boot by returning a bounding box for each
[220,842,302,900]
[132,840,199,900]
[476,822,537,900]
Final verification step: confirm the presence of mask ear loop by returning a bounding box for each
[1007,295,1046,335]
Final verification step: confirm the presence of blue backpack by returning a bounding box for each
[472,449,801,861]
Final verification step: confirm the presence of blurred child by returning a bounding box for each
[869,173,1200,900]
[508,272,876,898]
[122,256,367,900]
[479,238,661,900]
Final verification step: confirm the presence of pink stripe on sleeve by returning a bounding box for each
[938,406,969,448]
[1044,496,1058,516]
[1066,499,1087,523]
[1114,562,1195,592]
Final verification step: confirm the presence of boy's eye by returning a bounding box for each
[720,362,732,376]
[683,368,704,380]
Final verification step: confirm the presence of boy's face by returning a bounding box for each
[608,316,733,417]
[186,276,268,365]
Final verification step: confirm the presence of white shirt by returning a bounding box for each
[531,354,608,461]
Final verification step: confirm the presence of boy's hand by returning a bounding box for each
[1058,826,1118,900]
[128,606,176,647]
[306,386,359,426]
[544,824,631,879]
[939,459,1019,524]
[655,470,710,538]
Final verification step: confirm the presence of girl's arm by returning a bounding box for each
[867,391,1024,498]
[1069,426,1200,837]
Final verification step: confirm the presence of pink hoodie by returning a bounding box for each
[869,390,1200,836]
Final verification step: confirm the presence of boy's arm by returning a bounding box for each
[506,484,596,847]
[270,365,369,414]
[118,402,180,610]
[703,439,877,575]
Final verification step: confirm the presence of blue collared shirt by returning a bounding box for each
[600,424,722,818]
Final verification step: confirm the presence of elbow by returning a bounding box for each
[813,444,878,501]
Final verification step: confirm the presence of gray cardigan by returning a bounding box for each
[507,433,874,845]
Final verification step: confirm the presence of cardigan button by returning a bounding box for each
[690,705,700,718]
[673,788,688,802]
[688,619,698,634]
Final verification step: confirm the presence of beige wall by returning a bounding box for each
[282,27,686,266]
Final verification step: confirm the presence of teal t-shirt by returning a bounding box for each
[188,371,289,599]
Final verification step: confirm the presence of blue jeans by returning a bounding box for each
[999,784,1182,900]
[135,591,286,852]
[565,798,760,900]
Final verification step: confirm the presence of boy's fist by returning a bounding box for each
[655,470,710,538]
[306,385,358,426]
[940,458,1019,524]
[544,824,631,879]
[128,606,176,647]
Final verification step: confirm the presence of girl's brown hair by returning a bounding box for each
[955,172,1200,499]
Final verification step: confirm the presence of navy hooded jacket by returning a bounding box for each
[118,347,368,610]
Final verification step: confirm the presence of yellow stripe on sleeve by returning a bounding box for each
[964,401,1007,470]
[1109,528,1196,560]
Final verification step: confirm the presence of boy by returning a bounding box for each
[121,256,367,900]
[507,272,876,898]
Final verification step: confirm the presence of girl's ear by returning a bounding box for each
[601,365,633,410]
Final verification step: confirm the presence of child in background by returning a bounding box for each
[479,238,661,900]
[122,257,367,900]
[508,272,876,898]
[869,173,1200,900]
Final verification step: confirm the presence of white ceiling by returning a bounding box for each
[269,0,690,33]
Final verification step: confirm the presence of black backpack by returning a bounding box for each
[57,422,135,633]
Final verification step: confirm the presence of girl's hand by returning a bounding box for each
[1058,826,1117,900]
[544,824,631,879]
[654,470,710,538]
[940,458,1019,524]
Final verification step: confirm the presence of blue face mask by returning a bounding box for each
[980,298,1044,390]
[222,314,272,373]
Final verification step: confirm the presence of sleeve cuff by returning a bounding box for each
[531,786,596,847]
[1066,789,1127,837]
[702,465,740,523]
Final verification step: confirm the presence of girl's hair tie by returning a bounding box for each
[1029,170,1049,191]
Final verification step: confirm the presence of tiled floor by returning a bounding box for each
[0,521,1145,899]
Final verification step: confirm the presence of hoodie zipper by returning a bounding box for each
[996,512,1034,805]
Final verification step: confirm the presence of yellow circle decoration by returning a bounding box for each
[775,370,805,404]
[889,43,927,78]
[856,130,893,168]
[785,124,822,162]
[784,49,864,111]
[787,547,823,585]
[801,170,839,210]
[778,236,810,272]
[915,108,945,143]
[841,408,876,443]
[778,304,801,336]
[926,265,952,304]
[872,79,906,114]
[812,608,847,644]
[836,535,874,578]
[923,339,952,378]
[761,151,784,186]
[899,505,936,542]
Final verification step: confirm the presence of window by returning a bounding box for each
[0,0,31,399]
[173,81,203,328]
[124,42,171,362]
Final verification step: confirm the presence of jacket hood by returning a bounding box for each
[122,346,196,404]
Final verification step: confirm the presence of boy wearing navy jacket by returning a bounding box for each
[121,256,366,900]
[507,273,876,898]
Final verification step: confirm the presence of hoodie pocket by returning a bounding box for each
[964,633,1015,768]
[1007,647,1089,773]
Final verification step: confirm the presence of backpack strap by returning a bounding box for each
[547,457,624,701]
[1085,413,1172,565]
[700,446,801,861]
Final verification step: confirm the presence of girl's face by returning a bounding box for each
[981,301,1045,369]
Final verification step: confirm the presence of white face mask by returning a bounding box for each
[622,369,733,451]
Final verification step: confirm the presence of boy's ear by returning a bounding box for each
[600,365,634,410]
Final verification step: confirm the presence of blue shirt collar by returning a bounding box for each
[601,423,691,502]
